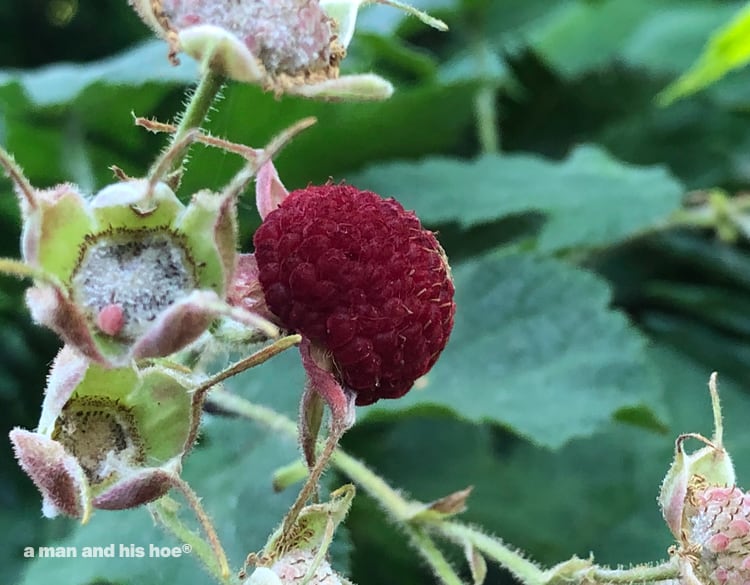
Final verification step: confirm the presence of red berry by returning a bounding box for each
[253,184,455,406]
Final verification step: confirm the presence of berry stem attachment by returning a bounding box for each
[281,339,357,533]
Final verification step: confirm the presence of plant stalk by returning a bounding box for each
[205,390,679,585]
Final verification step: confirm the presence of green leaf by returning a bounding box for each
[524,0,661,78]
[643,281,750,339]
[512,0,740,82]
[344,341,750,580]
[620,4,739,76]
[0,505,74,585]
[659,3,750,105]
[343,488,434,585]
[347,33,440,81]
[0,41,197,107]
[345,414,671,569]
[363,253,666,448]
[350,145,683,252]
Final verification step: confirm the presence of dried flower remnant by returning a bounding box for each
[128,0,446,99]
[9,346,202,522]
[0,139,280,366]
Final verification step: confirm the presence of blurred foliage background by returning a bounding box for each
[4,0,750,584]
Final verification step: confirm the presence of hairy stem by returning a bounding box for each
[475,85,499,154]
[438,521,544,585]
[169,474,232,581]
[272,459,310,492]
[575,558,680,584]
[151,496,234,584]
[172,69,225,151]
[193,335,302,400]
[0,258,43,280]
[207,388,298,436]
[206,391,676,585]
[148,69,224,182]
[0,145,37,210]
[282,424,345,534]
[473,41,500,154]
[406,524,465,585]
[329,448,413,520]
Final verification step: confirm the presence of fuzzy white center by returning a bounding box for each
[163,0,335,75]
[72,231,195,339]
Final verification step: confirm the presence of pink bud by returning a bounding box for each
[96,303,126,336]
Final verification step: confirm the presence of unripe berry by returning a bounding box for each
[684,483,750,585]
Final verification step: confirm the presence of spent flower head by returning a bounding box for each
[10,346,203,522]
[0,124,306,365]
[659,373,735,540]
[0,153,234,365]
[128,0,446,99]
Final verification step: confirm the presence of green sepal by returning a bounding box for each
[177,190,237,294]
[31,189,95,282]
[89,181,185,233]
[265,484,355,558]
[66,360,195,463]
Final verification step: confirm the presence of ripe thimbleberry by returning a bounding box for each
[253,183,455,406]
